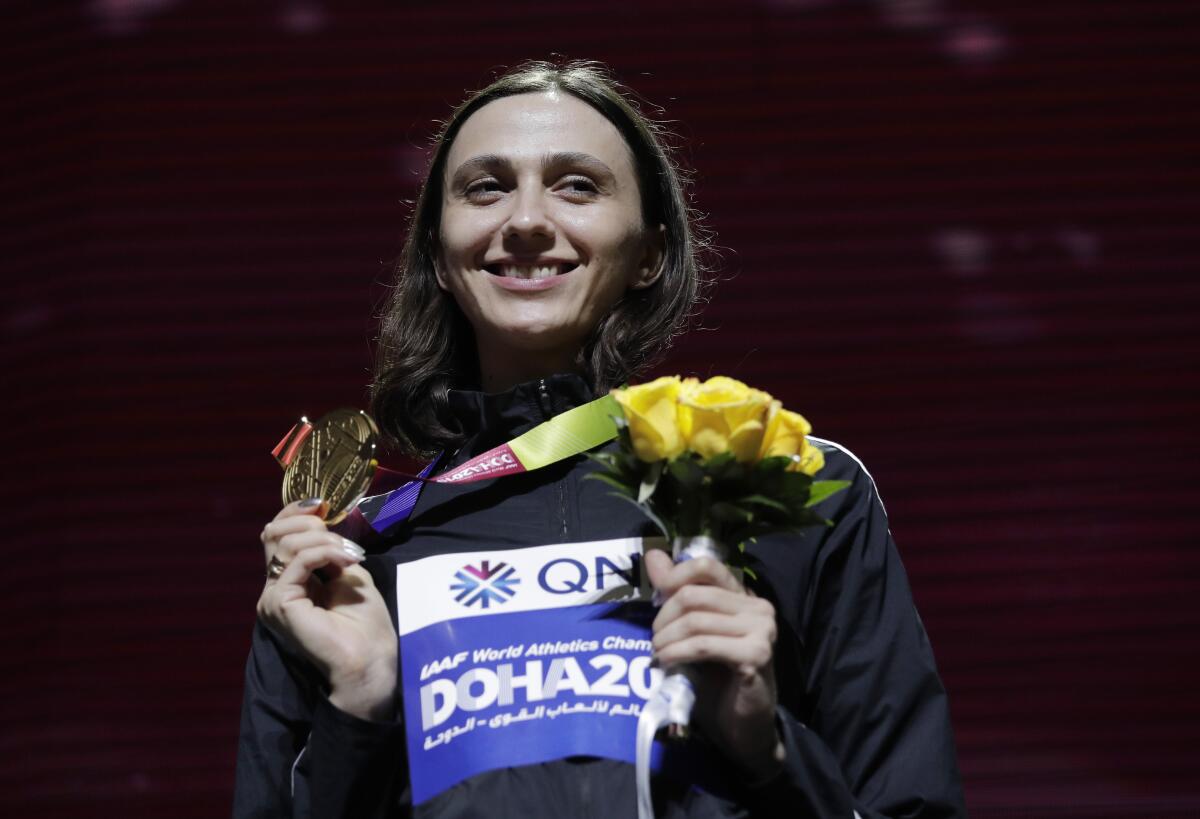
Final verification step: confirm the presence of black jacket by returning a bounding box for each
[233,374,966,818]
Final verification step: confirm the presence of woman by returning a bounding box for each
[234,61,965,818]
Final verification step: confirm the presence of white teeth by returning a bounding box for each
[501,264,559,279]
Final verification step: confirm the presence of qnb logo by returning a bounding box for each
[450,560,521,609]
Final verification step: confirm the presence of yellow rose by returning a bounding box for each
[677,376,774,461]
[793,441,825,476]
[759,404,810,458]
[760,404,824,475]
[611,376,686,462]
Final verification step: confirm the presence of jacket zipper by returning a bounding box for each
[579,764,592,819]
[536,378,553,418]
[540,379,587,811]
[537,379,571,539]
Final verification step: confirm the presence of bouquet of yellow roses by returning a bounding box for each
[591,375,847,576]
[594,376,848,819]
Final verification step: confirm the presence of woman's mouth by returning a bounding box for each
[484,262,579,279]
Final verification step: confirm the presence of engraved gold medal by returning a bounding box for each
[272,409,379,524]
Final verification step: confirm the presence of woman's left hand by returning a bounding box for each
[643,549,786,778]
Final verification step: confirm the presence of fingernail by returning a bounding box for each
[341,538,365,560]
[651,589,664,607]
[300,497,323,508]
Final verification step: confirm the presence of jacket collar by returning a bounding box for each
[446,373,596,457]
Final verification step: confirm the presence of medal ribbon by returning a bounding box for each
[271,419,314,468]
[363,393,621,533]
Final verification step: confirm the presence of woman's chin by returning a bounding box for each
[474,324,585,371]
[480,319,581,349]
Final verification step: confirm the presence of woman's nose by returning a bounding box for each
[502,187,555,243]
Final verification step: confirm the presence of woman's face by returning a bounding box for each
[437,91,660,365]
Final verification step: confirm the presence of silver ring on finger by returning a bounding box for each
[266,554,287,580]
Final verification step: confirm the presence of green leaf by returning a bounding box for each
[587,451,619,470]
[711,452,755,486]
[607,492,673,539]
[805,479,851,508]
[710,502,754,525]
[638,460,663,504]
[776,472,814,505]
[702,451,737,472]
[667,455,703,491]
[754,456,791,475]
[616,423,634,452]
[738,494,790,513]
[585,471,634,497]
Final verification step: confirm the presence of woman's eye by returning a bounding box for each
[559,176,600,197]
[464,179,504,199]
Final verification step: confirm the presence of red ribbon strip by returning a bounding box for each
[271,420,314,467]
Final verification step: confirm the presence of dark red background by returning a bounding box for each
[5,1,1198,816]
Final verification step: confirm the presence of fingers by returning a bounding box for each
[653,607,759,646]
[270,529,363,571]
[261,514,324,546]
[645,551,743,597]
[653,587,776,649]
[260,498,332,563]
[647,550,752,630]
[647,550,777,673]
[652,602,776,673]
[264,534,365,589]
[257,541,366,624]
[276,497,329,521]
[653,632,775,676]
[643,551,782,767]
[274,541,363,596]
[642,549,675,589]
[654,583,755,626]
[261,498,329,543]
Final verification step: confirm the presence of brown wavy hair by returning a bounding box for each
[371,60,709,457]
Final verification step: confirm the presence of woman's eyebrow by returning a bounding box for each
[542,151,615,180]
[450,152,617,185]
[449,154,510,185]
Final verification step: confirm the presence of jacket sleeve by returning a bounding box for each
[231,620,407,819]
[742,444,966,818]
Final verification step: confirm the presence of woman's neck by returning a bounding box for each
[475,341,583,393]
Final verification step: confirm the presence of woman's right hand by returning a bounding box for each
[256,498,398,722]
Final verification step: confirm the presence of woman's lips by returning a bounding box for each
[484,262,578,291]
[484,262,578,278]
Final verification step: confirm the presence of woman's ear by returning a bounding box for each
[433,250,450,292]
[630,224,667,290]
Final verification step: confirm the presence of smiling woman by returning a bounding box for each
[370,62,703,459]
[235,60,965,819]
[436,92,665,393]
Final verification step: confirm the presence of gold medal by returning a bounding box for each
[272,408,379,524]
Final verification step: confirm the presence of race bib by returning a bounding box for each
[396,537,667,804]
